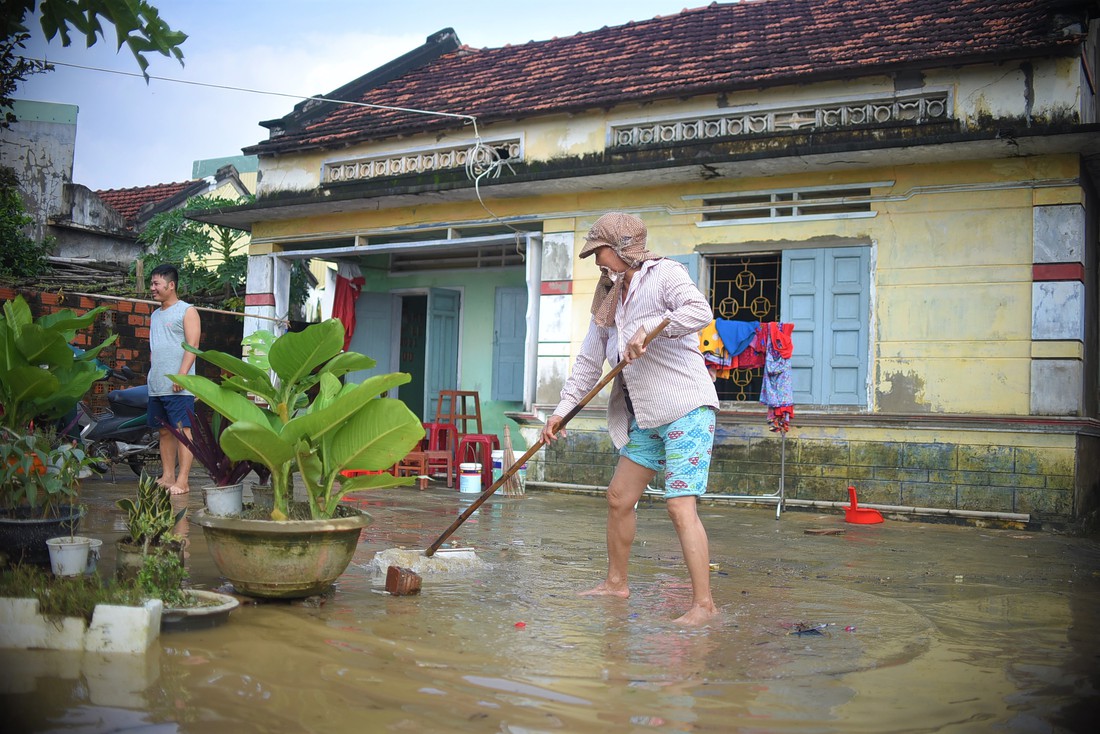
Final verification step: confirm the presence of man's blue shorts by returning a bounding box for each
[619,406,716,499]
[148,394,194,430]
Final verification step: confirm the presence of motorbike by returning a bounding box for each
[70,366,162,479]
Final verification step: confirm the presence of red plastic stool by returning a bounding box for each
[422,422,458,452]
[456,433,499,487]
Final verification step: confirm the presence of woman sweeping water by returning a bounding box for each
[541,212,720,626]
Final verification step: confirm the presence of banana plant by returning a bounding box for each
[170,319,425,520]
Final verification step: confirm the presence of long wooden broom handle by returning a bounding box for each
[426,318,672,556]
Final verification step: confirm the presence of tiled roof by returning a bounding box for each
[95,181,200,225]
[249,0,1088,155]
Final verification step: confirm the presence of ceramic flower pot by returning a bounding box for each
[161,589,240,632]
[246,483,273,511]
[193,506,372,599]
[115,538,187,582]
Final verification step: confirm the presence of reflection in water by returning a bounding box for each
[1,478,1098,732]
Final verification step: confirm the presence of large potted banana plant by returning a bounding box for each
[170,319,424,598]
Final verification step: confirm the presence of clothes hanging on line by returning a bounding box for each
[760,322,795,433]
[698,319,796,432]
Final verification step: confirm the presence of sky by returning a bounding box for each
[14,0,697,192]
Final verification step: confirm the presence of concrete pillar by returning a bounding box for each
[1030,203,1085,415]
[244,254,280,340]
[536,231,575,406]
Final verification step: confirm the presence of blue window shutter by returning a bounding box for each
[824,248,869,405]
[426,288,461,419]
[665,253,701,287]
[782,249,824,404]
[492,287,527,401]
[781,246,869,407]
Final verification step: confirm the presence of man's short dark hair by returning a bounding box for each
[150,263,179,285]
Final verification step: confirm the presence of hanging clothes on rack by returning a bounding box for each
[759,321,795,432]
[699,320,734,379]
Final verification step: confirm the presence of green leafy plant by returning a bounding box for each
[0,166,51,277]
[116,472,186,554]
[0,428,97,517]
[0,295,116,433]
[241,329,274,371]
[134,551,187,608]
[0,295,114,516]
[170,319,424,520]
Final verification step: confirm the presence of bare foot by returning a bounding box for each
[672,603,720,626]
[168,484,190,495]
[156,477,172,489]
[578,581,630,598]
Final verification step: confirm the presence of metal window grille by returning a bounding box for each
[707,254,780,402]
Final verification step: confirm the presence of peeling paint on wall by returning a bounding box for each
[877,370,929,412]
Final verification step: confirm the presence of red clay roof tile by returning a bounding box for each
[249,0,1088,155]
[94,181,198,225]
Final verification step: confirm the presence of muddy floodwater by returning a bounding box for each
[2,475,1099,733]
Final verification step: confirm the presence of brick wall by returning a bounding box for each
[1,286,242,415]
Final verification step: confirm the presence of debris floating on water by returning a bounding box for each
[369,547,489,575]
[385,566,422,596]
[783,622,829,637]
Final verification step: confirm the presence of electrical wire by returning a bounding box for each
[21,55,526,255]
[19,56,478,128]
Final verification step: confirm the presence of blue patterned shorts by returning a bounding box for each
[619,407,716,499]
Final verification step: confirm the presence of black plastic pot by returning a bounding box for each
[0,506,84,565]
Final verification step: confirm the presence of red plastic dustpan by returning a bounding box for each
[845,486,884,524]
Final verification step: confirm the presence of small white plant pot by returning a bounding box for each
[203,482,244,517]
[84,538,103,575]
[46,536,92,577]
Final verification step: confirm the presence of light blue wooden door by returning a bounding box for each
[347,291,397,390]
[492,287,527,401]
[425,288,461,419]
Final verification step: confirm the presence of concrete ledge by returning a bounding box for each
[0,597,163,653]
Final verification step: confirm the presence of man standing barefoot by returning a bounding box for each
[542,213,719,626]
[147,264,201,495]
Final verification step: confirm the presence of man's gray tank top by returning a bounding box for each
[149,300,195,396]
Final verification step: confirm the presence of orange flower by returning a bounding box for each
[5,453,46,476]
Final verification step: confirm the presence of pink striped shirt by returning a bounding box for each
[554,258,719,448]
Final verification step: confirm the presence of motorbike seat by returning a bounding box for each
[109,384,149,409]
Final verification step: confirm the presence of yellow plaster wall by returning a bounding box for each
[253,152,1084,418]
[249,47,1084,419]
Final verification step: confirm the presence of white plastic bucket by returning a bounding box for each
[84,538,103,575]
[204,482,244,516]
[459,463,482,494]
[46,536,92,577]
[491,450,504,483]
